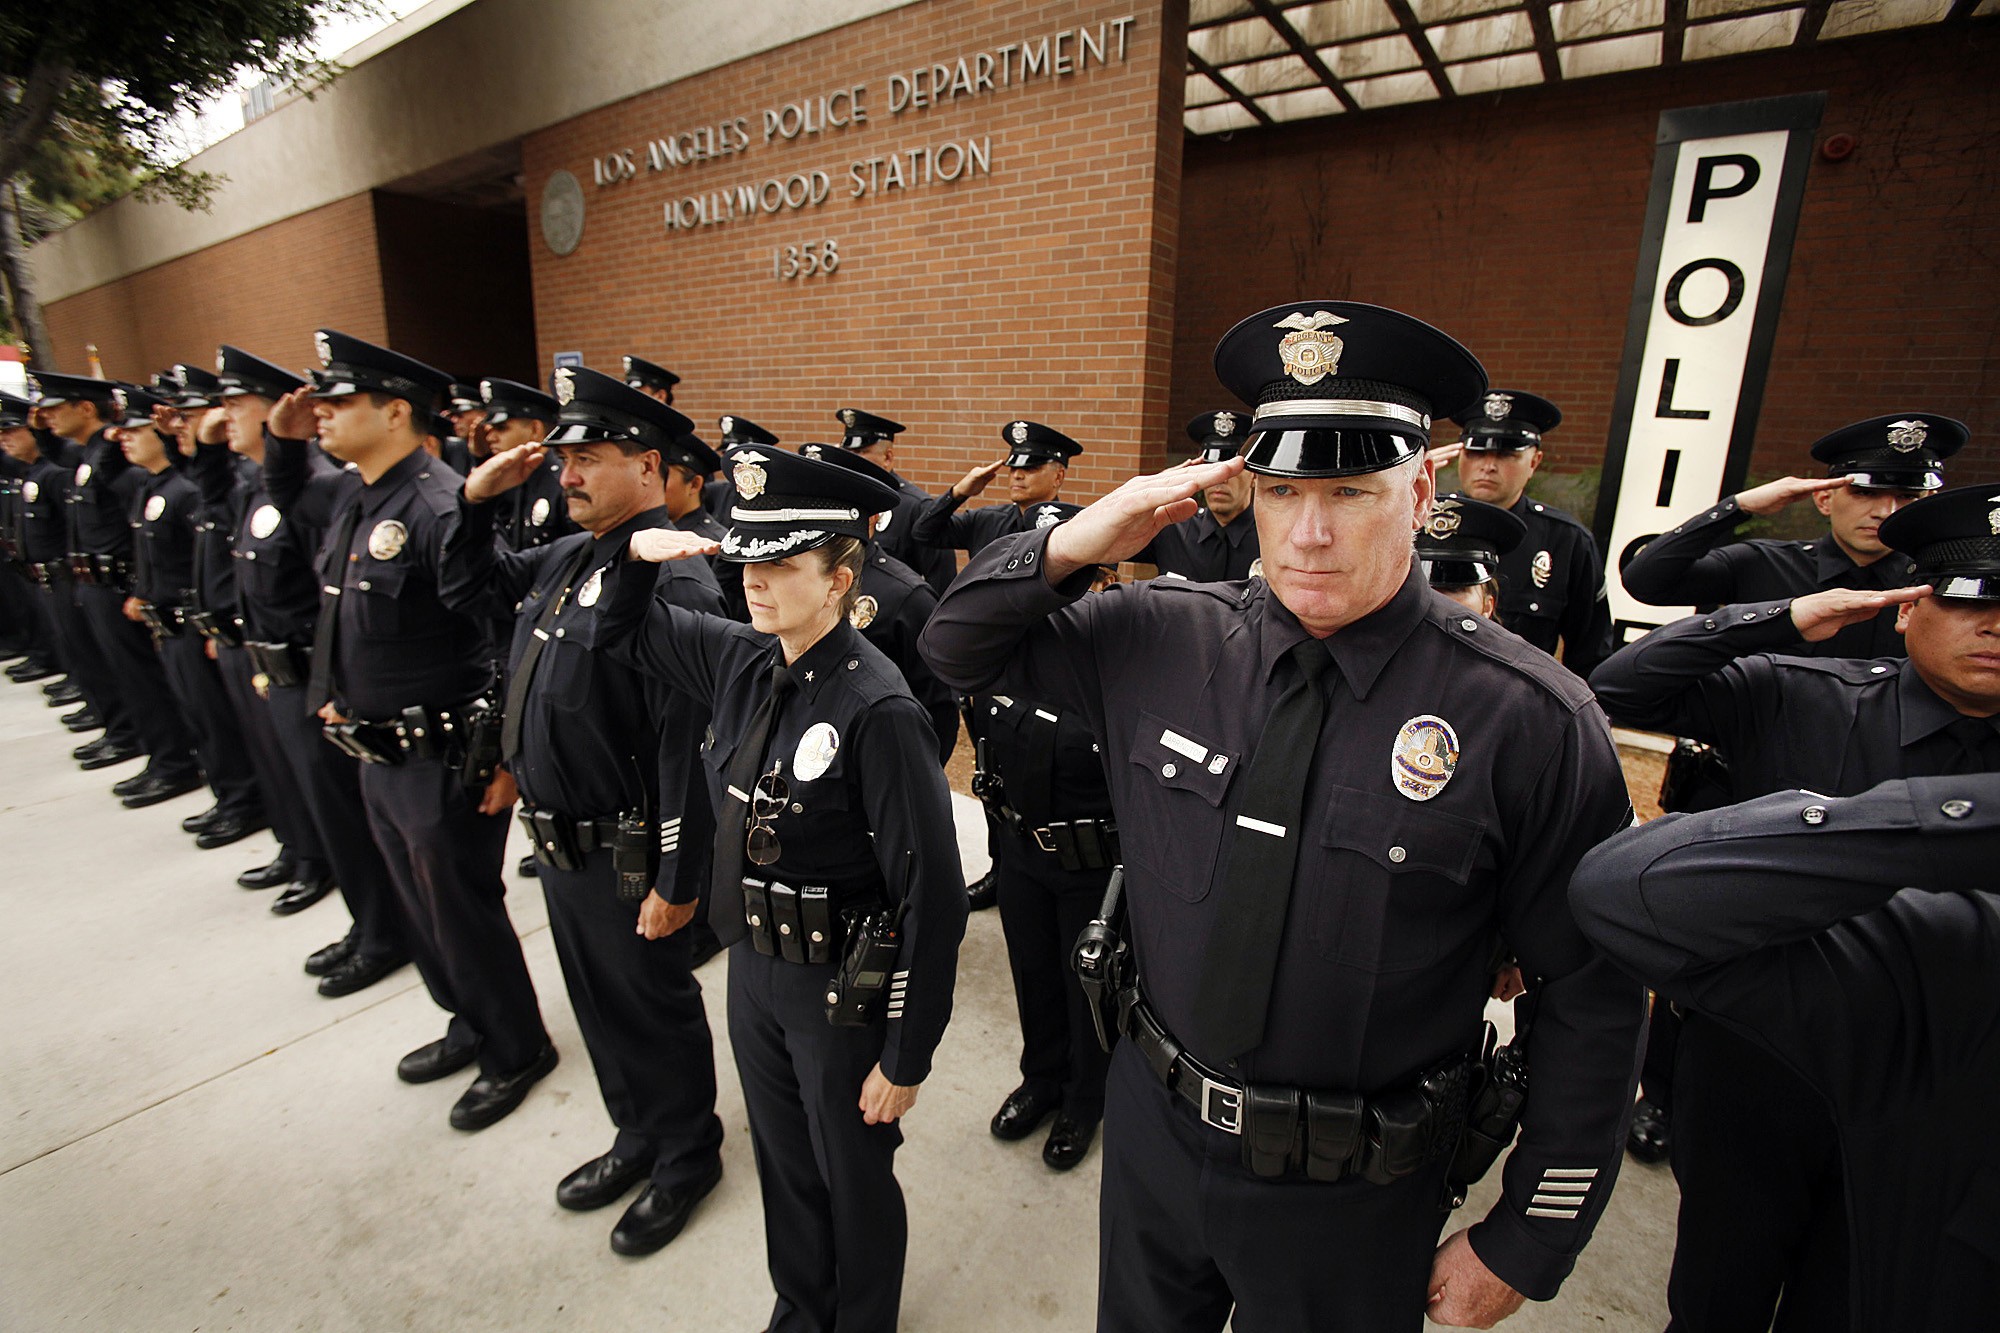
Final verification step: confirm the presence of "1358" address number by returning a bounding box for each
[773,239,841,280]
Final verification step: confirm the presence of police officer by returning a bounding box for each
[473,378,575,551]
[107,387,267,834]
[1620,413,1962,659]
[621,354,680,406]
[831,408,956,596]
[798,441,957,763]
[1418,492,1526,621]
[601,444,967,1333]
[1588,481,2000,1331]
[439,365,726,1254]
[1134,411,1261,582]
[299,330,553,1127]
[922,301,1643,1329]
[700,413,779,521]
[0,393,58,682]
[909,418,1083,557]
[1570,774,2000,1327]
[1432,389,1613,679]
[39,371,204,803]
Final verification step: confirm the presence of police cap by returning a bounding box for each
[1417,492,1527,589]
[622,355,680,394]
[1001,420,1082,469]
[718,442,898,564]
[1455,389,1561,453]
[0,389,36,428]
[1879,483,2000,602]
[110,384,169,430]
[799,441,899,491]
[1808,413,1965,493]
[546,365,719,475]
[478,377,559,427]
[308,330,452,413]
[27,372,118,410]
[215,345,305,401]
[159,364,226,409]
[447,382,485,414]
[1213,300,1485,477]
[836,408,905,451]
[718,414,780,448]
[1186,410,1248,464]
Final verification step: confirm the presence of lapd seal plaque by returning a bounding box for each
[541,170,585,257]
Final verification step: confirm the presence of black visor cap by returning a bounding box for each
[1243,426,1427,478]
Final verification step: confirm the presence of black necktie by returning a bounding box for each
[305,501,362,712]
[1943,716,1998,775]
[500,540,598,762]
[708,659,796,945]
[1193,639,1334,1060]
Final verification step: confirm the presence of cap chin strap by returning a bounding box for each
[1252,398,1431,431]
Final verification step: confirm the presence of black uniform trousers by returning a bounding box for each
[214,646,322,869]
[995,835,1113,1122]
[728,943,906,1333]
[155,631,263,821]
[358,754,547,1076]
[266,682,404,955]
[43,578,139,749]
[74,582,198,778]
[1098,1041,1450,1333]
[0,567,50,661]
[539,850,724,1191]
[1666,1016,1849,1333]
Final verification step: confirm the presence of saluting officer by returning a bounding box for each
[831,408,956,596]
[922,301,1643,1330]
[1571,773,2000,1329]
[798,441,958,764]
[1433,389,1613,679]
[474,378,575,551]
[439,365,727,1255]
[0,392,63,687]
[621,354,679,407]
[1134,412,1261,582]
[1621,413,1963,659]
[39,371,204,802]
[600,444,967,1333]
[301,330,554,1129]
[1588,482,2000,1331]
[910,418,1082,557]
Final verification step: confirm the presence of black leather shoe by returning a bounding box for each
[517,854,539,878]
[43,679,83,705]
[687,922,725,969]
[180,803,224,834]
[610,1160,722,1256]
[557,1151,657,1212]
[449,1045,558,1131]
[271,877,335,915]
[236,857,296,890]
[966,868,999,911]
[398,1036,482,1085]
[75,739,140,769]
[195,814,268,849]
[990,1084,1063,1141]
[120,772,202,809]
[1042,1113,1099,1171]
[62,706,104,733]
[317,950,407,997]
[304,935,357,976]
[6,658,57,683]
[1628,1097,1671,1164]
[112,771,156,799]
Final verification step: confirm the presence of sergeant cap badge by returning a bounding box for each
[1532,549,1553,589]
[1483,393,1513,421]
[250,504,282,539]
[314,332,332,367]
[1425,497,1462,539]
[144,494,166,522]
[733,452,768,500]
[368,519,408,560]
[1274,310,1349,386]
[575,566,604,608]
[1035,504,1063,529]
[849,594,878,630]
[530,497,551,527]
[794,721,840,782]
[554,368,575,405]
[1886,419,1929,453]
[1010,422,1029,445]
[1391,714,1459,802]
[1212,412,1236,438]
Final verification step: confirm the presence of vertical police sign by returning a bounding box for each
[1593,94,1824,642]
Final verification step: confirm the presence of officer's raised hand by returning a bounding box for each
[1790,583,1931,642]
[1735,474,1851,517]
[269,385,320,439]
[949,456,1009,500]
[1426,441,1464,471]
[463,443,548,503]
[1043,455,1246,581]
[627,528,722,564]
[1427,1228,1526,1327]
[195,407,228,445]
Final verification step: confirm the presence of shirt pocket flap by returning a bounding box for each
[1130,711,1237,807]
[351,559,409,598]
[1319,788,1484,883]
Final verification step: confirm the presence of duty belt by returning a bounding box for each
[517,806,625,872]
[1119,991,1473,1183]
[322,699,486,767]
[27,560,68,588]
[244,639,309,688]
[188,610,245,649]
[68,553,132,589]
[135,601,187,637]
[994,804,1120,871]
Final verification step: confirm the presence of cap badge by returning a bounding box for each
[554,368,575,405]
[849,594,879,630]
[1391,714,1459,803]
[1988,498,2000,536]
[621,356,635,375]
[733,457,767,500]
[1035,505,1063,529]
[794,721,840,782]
[1248,557,1264,579]
[1010,422,1029,445]
[1483,393,1513,421]
[215,350,227,371]
[1532,549,1552,589]
[719,415,735,434]
[530,497,551,527]
[367,519,408,561]
[841,409,856,426]
[1886,419,1929,453]
[575,566,604,608]
[1274,310,1349,386]
[802,444,824,460]
[144,494,166,522]
[1425,497,1462,539]
[250,504,282,540]
[314,332,332,367]
[111,389,128,415]
[1212,411,1236,438]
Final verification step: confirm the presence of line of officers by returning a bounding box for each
[0,298,1992,1330]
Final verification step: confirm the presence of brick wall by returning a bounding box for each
[1174,22,2000,491]
[41,193,387,382]
[524,0,1184,502]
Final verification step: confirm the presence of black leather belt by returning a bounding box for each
[993,805,1120,870]
[28,560,67,587]
[188,610,246,649]
[245,639,308,686]
[68,553,132,589]
[135,601,187,637]
[517,806,622,872]
[322,700,485,766]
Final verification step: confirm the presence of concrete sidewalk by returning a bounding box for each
[0,675,1674,1330]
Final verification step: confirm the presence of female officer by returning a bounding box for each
[598,442,967,1333]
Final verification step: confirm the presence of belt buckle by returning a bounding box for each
[1199,1073,1243,1136]
[1032,827,1057,853]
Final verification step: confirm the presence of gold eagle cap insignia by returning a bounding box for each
[1273,310,1349,386]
